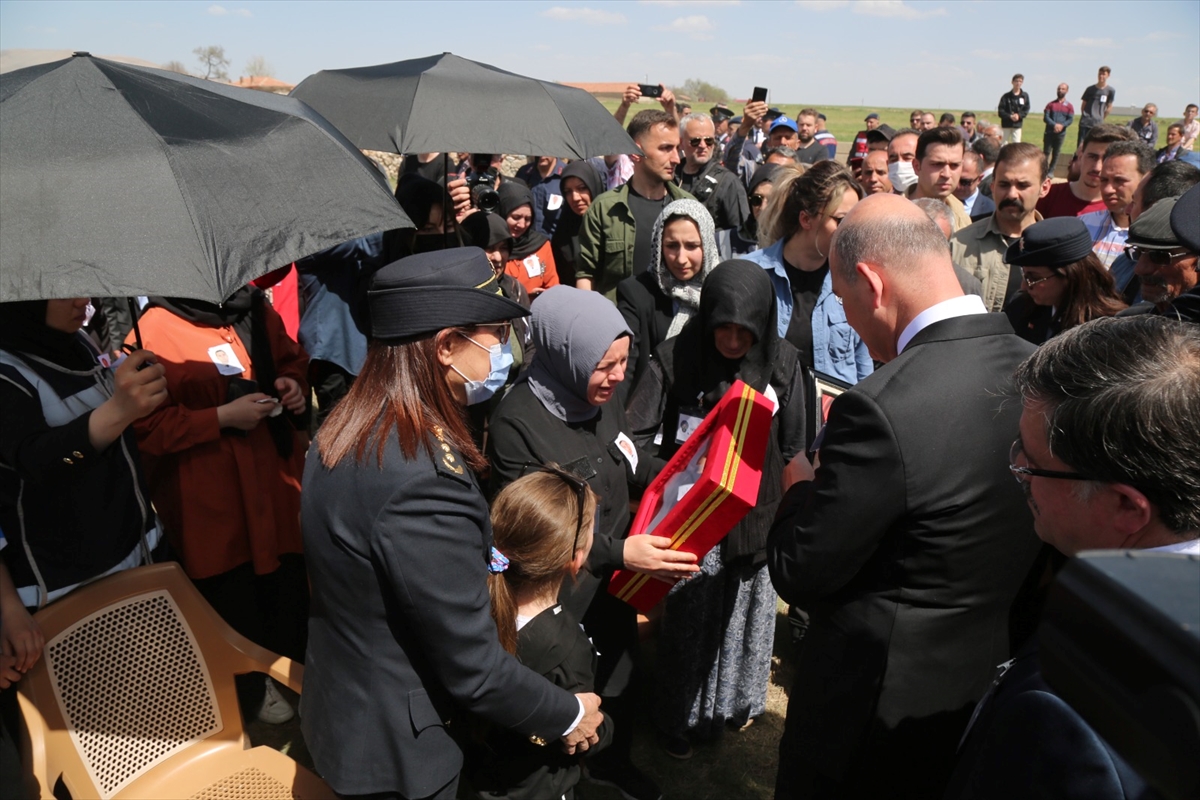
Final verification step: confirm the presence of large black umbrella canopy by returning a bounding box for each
[290,52,638,158]
[0,53,412,304]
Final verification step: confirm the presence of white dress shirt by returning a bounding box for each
[896,295,989,355]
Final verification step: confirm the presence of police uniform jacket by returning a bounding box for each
[300,429,579,798]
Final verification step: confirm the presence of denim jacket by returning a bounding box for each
[743,240,873,384]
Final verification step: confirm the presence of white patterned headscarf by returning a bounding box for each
[651,199,719,338]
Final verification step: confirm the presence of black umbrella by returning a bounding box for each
[290,52,638,158]
[0,53,412,305]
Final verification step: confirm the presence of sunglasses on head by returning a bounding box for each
[689,137,717,148]
[519,462,593,555]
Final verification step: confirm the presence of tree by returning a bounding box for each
[193,46,230,81]
[163,61,189,75]
[679,79,729,104]
[244,56,273,78]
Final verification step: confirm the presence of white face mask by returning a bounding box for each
[888,160,918,193]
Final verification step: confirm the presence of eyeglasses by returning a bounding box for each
[520,462,592,555]
[1008,439,1096,486]
[1021,271,1060,287]
[1124,245,1192,266]
[472,322,511,344]
[749,194,766,207]
[689,137,717,148]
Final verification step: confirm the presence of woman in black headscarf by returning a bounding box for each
[626,260,808,757]
[0,298,166,684]
[550,161,605,289]
[498,182,559,297]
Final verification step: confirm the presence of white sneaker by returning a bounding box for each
[256,677,295,724]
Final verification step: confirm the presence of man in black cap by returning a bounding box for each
[711,103,734,157]
[1118,189,1200,322]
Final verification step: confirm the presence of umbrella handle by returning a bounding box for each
[127,297,143,350]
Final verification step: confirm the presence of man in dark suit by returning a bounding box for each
[944,314,1199,800]
[768,194,1043,799]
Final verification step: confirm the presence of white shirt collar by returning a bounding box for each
[896,295,989,355]
[1144,538,1200,555]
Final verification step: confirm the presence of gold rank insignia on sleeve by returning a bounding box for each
[432,425,464,475]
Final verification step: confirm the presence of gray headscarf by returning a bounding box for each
[526,285,632,422]
[650,199,720,338]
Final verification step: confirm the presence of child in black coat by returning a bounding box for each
[468,466,613,800]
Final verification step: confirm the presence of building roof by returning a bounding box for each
[229,75,295,92]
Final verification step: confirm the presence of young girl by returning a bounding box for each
[470,467,612,800]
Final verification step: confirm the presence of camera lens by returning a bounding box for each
[472,185,500,213]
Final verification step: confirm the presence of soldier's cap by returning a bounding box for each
[1005,217,1095,268]
[368,247,528,340]
[1169,184,1200,253]
[1127,197,1181,250]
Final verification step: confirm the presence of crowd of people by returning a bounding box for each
[2,66,1198,800]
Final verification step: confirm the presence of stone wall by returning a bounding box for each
[362,150,528,187]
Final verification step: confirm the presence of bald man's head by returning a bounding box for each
[830,194,950,282]
[830,194,964,361]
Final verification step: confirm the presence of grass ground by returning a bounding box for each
[597,99,1169,150]
[249,599,798,800]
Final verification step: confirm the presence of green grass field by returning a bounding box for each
[599,99,1169,150]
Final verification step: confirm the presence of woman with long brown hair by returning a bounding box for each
[1004,217,1127,344]
[300,248,602,800]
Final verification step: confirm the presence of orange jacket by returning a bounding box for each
[504,239,560,296]
[129,304,309,579]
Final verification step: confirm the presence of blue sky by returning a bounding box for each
[2,0,1197,114]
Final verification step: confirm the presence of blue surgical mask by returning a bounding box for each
[452,334,513,405]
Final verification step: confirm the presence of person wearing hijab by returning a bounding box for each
[616,199,720,404]
[731,164,783,255]
[0,299,167,676]
[499,182,560,297]
[625,260,808,759]
[487,286,699,800]
[128,286,311,724]
[550,161,605,289]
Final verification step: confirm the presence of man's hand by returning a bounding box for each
[1010,113,1019,122]
[274,377,306,415]
[447,176,472,223]
[623,535,700,581]
[621,84,641,107]
[1054,123,1063,133]
[561,692,603,754]
[0,653,22,690]
[782,451,817,492]
[658,86,677,119]
[739,101,768,136]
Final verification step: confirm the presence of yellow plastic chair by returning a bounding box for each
[15,562,335,799]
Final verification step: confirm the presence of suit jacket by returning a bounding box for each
[944,640,1161,800]
[300,432,579,798]
[969,192,996,222]
[767,313,1043,799]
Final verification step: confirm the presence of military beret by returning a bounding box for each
[1170,184,1200,253]
[1005,217,1095,268]
[1127,197,1180,250]
[367,247,528,340]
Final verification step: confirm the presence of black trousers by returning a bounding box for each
[191,554,310,718]
[309,359,355,429]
